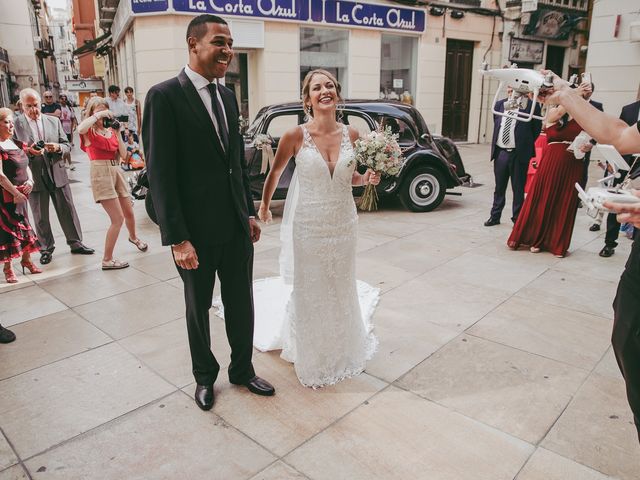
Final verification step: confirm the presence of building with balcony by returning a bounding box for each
[50,0,79,101]
[0,0,58,102]
[500,0,591,80]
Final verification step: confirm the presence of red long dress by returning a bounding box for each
[507,119,583,257]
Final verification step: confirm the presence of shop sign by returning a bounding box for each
[168,0,425,33]
[66,79,104,91]
[508,38,544,64]
[132,0,169,13]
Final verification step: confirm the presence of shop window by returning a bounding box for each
[380,35,417,106]
[300,27,349,93]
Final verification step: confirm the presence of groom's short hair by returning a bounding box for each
[186,14,228,43]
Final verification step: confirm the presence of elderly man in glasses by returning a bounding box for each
[41,91,61,119]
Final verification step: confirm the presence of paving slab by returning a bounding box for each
[285,386,534,480]
[119,316,231,388]
[0,343,174,459]
[515,448,615,480]
[0,310,111,380]
[0,286,67,327]
[542,372,640,480]
[0,465,29,480]
[38,267,158,308]
[24,392,275,480]
[211,351,387,457]
[468,296,612,369]
[0,434,17,471]
[74,282,185,339]
[397,335,589,444]
[249,461,309,480]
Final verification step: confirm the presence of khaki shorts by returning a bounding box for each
[90,160,130,203]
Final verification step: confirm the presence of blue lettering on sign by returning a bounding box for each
[131,0,169,14]
[172,0,309,21]
[319,0,424,32]
[141,0,425,33]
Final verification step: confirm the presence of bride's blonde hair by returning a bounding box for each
[301,69,343,119]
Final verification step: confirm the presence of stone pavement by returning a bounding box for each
[0,141,639,480]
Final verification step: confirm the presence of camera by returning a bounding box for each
[33,140,45,151]
[103,117,121,130]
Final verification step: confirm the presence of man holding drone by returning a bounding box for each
[541,71,640,443]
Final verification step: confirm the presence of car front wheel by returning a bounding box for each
[398,166,446,212]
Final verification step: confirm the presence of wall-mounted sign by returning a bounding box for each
[66,79,104,91]
[140,0,426,33]
[131,0,169,13]
[523,8,578,40]
[508,37,544,64]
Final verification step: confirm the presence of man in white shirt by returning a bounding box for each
[142,14,273,411]
[13,88,94,264]
[485,92,542,226]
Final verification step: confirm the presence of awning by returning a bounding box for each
[73,32,112,56]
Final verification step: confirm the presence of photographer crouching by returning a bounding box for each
[77,97,148,270]
[541,71,640,442]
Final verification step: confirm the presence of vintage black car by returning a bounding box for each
[243,100,471,212]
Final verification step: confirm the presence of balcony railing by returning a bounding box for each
[449,0,482,6]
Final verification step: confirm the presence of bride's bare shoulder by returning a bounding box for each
[277,125,304,154]
[347,125,360,144]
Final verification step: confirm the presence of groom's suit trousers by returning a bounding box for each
[176,230,256,386]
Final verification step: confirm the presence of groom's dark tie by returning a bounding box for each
[207,82,229,151]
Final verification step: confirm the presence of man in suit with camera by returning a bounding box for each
[485,92,542,226]
[13,88,93,264]
[143,14,274,411]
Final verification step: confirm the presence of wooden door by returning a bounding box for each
[442,39,474,141]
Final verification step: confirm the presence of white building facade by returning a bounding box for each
[586,0,640,116]
[104,0,505,143]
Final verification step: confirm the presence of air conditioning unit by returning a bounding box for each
[630,21,640,43]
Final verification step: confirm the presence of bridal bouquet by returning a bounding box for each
[253,134,274,174]
[353,126,404,211]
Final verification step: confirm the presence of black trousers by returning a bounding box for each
[490,149,528,222]
[612,233,640,442]
[176,231,256,386]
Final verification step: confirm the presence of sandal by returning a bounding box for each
[128,237,148,252]
[102,259,129,270]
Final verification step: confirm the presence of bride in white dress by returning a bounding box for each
[252,70,380,388]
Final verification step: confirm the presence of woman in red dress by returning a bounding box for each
[508,87,592,257]
[0,108,41,283]
[525,129,548,194]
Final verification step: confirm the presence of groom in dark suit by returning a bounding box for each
[142,14,274,410]
[485,93,542,226]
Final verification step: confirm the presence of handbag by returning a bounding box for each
[2,184,28,203]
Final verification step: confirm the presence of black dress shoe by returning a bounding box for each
[0,324,16,344]
[194,384,214,411]
[231,375,275,396]
[39,251,52,265]
[599,246,615,258]
[484,218,500,227]
[70,245,95,255]
[589,224,601,232]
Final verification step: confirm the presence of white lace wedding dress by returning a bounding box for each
[216,123,378,388]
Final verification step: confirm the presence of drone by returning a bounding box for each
[575,144,639,218]
[479,63,554,122]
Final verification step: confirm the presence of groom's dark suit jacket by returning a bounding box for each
[142,69,256,247]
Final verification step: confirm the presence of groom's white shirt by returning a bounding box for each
[184,64,228,143]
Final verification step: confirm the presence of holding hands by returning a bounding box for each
[258,202,272,224]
